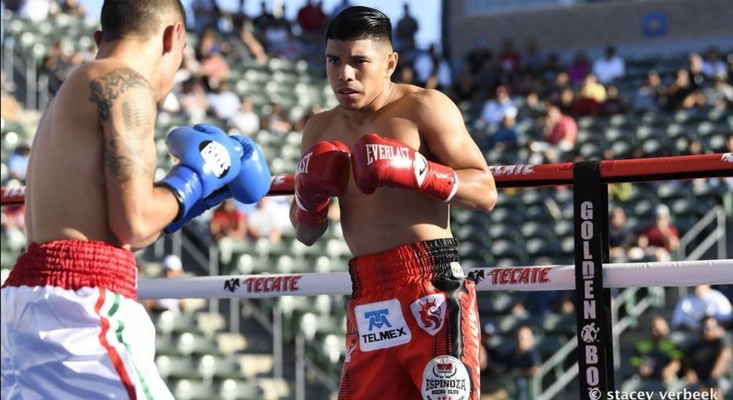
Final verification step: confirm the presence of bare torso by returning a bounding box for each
[306,85,453,256]
[25,61,155,249]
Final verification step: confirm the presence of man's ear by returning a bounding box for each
[162,22,183,55]
[93,30,103,47]
[387,51,399,78]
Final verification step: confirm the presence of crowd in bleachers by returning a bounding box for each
[1,1,732,399]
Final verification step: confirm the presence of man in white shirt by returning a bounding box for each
[592,46,625,85]
[672,285,733,331]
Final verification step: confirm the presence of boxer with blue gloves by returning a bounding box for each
[160,124,272,233]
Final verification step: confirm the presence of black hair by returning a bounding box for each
[100,0,186,42]
[325,6,392,47]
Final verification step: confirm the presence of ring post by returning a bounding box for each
[574,161,615,399]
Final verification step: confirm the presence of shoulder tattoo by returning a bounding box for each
[89,67,154,121]
[91,68,156,182]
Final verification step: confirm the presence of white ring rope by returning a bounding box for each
[137,259,733,299]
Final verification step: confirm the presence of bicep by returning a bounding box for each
[89,68,158,220]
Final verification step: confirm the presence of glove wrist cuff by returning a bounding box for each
[294,197,330,228]
[422,162,459,202]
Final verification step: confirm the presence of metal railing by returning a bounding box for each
[532,204,728,400]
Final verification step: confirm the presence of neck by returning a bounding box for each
[95,39,160,83]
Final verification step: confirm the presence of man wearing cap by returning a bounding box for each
[146,254,185,316]
[637,204,679,262]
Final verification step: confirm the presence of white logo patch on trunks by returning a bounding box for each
[422,355,470,400]
[410,293,447,336]
[450,262,465,278]
[199,140,232,178]
[355,299,411,352]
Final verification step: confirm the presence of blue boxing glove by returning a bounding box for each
[164,132,272,234]
[157,124,243,222]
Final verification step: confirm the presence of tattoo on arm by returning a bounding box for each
[90,68,157,183]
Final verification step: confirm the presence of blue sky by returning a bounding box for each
[77,0,442,48]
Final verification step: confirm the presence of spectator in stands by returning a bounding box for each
[413,44,453,91]
[608,206,635,263]
[479,85,516,130]
[480,323,513,400]
[632,70,666,113]
[297,0,327,41]
[506,325,541,400]
[191,0,222,33]
[497,37,521,75]
[672,285,733,332]
[635,204,679,262]
[260,101,293,136]
[7,140,31,184]
[196,27,231,84]
[521,37,543,74]
[701,72,733,110]
[144,255,186,317]
[233,13,268,64]
[568,51,592,86]
[1,204,26,251]
[179,78,210,122]
[665,69,701,111]
[394,3,418,52]
[228,96,260,136]
[246,197,282,245]
[517,90,545,125]
[19,0,55,21]
[0,71,22,123]
[262,8,293,56]
[599,85,627,116]
[544,71,571,106]
[702,47,727,79]
[484,107,520,151]
[573,73,606,116]
[682,316,732,398]
[210,198,248,244]
[59,0,85,17]
[206,80,240,120]
[592,46,626,85]
[330,0,353,20]
[41,39,72,95]
[294,103,322,133]
[395,64,418,86]
[686,53,707,91]
[463,37,491,74]
[543,102,578,153]
[629,315,682,383]
[450,68,478,103]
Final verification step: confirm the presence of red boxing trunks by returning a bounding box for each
[338,238,481,400]
[3,239,137,298]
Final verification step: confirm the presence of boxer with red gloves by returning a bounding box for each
[291,7,497,400]
[292,141,351,241]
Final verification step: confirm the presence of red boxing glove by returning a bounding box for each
[294,141,351,227]
[351,133,459,202]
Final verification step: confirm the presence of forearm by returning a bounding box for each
[130,186,180,245]
[448,168,497,211]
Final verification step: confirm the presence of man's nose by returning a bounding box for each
[338,64,355,81]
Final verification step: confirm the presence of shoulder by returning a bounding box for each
[399,85,455,111]
[301,107,338,143]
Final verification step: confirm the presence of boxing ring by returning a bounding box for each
[2,152,733,400]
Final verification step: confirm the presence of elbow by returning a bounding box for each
[481,187,498,212]
[473,172,498,212]
[109,215,158,247]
